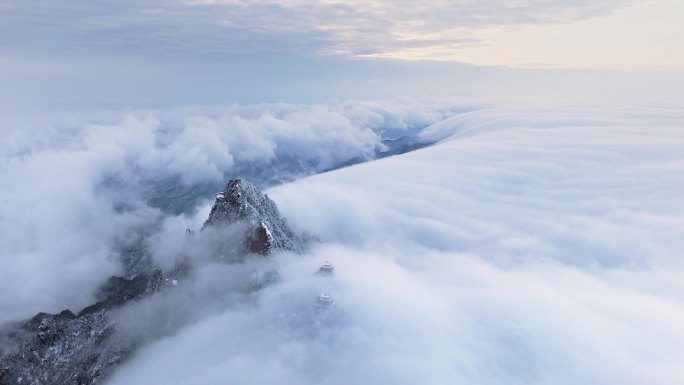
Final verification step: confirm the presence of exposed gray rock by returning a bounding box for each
[0,271,168,385]
[0,179,297,385]
[202,178,296,254]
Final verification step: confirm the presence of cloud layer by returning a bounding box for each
[0,98,461,324]
[105,100,684,384]
[2,97,683,384]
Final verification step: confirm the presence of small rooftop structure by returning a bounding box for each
[317,261,334,275]
[316,292,334,308]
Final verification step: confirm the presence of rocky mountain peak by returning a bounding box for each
[202,178,296,254]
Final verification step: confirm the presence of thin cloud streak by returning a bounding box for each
[1,0,638,59]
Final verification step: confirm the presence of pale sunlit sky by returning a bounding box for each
[361,1,684,70]
[0,0,682,109]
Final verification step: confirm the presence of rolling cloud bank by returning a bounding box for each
[0,98,464,324]
[1,98,683,384]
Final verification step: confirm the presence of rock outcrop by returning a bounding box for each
[202,178,296,254]
[0,270,173,385]
[0,179,296,385]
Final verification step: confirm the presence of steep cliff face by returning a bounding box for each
[0,179,297,385]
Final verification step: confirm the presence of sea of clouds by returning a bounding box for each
[0,97,466,325]
[2,98,683,384]
[116,100,684,384]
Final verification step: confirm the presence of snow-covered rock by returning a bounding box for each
[202,178,297,254]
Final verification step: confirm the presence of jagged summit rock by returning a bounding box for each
[202,178,296,254]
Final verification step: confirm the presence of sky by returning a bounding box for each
[0,0,683,110]
[358,0,684,70]
[2,0,682,69]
